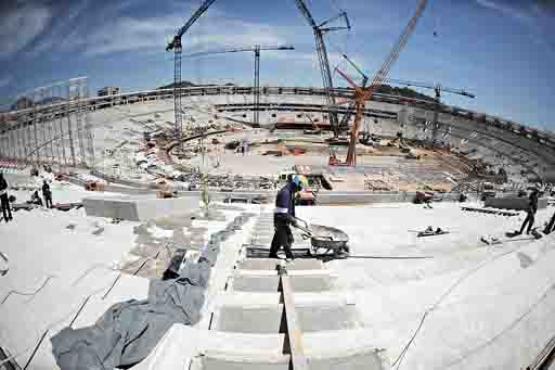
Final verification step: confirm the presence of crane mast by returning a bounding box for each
[294,0,350,138]
[166,0,217,150]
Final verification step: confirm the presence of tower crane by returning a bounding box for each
[333,0,428,166]
[386,78,475,144]
[166,0,217,150]
[184,45,294,126]
[294,0,350,138]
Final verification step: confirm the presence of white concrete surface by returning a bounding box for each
[83,193,201,221]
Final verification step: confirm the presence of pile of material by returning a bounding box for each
[50,213,255,369]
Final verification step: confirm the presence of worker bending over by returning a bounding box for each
[269,175,306,260]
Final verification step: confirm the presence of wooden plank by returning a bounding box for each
[280,270,309,370]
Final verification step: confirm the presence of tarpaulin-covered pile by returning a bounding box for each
[51,212,254,369]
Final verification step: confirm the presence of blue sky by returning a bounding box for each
[0,0,554,130]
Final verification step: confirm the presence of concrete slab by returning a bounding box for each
[200,351,384,370]
[238,258,323,271]
[83,194,200,221]
[231,274,334,292]
[201,353,290,370]
[485,196,548,211]
[215,304,359,333]
[308,351,385,370]
[215,305,283,333]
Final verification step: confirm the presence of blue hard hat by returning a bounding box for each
[292,175,307,189]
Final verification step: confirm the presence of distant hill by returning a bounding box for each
[157,81,199,89]
[11,97,34,110]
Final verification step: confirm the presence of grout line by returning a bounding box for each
[69,295,91,328]
[101,273,122,300]
[22,329,49,370]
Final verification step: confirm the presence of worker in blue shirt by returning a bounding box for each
[269,175,306,259]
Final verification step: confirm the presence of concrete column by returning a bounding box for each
[0,135,7,159]
[66,85,76,167]
[58,102,67,167]
[1,134,7,159]
[9,129,15,159]
[15,125,23,161]
[33,102,40,165]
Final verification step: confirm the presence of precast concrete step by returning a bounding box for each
[214,303,360,333]
[238,258,323,271]
[214,291,355,307]
[230,273,335,292]
[201,352,290,370]
[200,350,385,370]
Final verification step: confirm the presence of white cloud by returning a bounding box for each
[475,0,533,23]
[51,11,288,57]
[0,4,52,57]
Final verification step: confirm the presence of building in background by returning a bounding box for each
[97,86,120,97]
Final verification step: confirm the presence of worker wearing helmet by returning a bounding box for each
[269,175,306,259]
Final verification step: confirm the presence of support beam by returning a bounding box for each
[278,265,309,370]
[253,45,260,127]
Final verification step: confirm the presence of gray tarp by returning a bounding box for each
[51,261,209,369]
[50,212,254,369]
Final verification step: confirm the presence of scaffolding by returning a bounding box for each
[0,77,95,168]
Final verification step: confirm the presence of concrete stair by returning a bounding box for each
[195,212,386,370]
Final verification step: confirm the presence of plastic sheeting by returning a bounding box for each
[51,212,254,369]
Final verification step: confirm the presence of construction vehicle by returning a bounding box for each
[332,0,429,166]
[166,0,217,150]
[294,0,350,138]
[183,45,294,126]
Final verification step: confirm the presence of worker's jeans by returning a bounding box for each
[0,194,12,221]
[545,211,555,234]
[44,194,52,208]
[519,211,535,234]
[269,214,294,259]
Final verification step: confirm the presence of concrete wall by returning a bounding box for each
[485,196,548,211]
[83,194,200,221]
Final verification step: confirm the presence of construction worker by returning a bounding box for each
[269,175,306,260]
[0,172,13,222]
[30,190,43,207]
[544,209,555,235]
[42,180,53,208]
[517,188,539,235]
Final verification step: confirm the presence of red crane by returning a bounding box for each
[331,0,428,166]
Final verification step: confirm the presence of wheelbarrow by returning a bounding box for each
[292,217,350,258]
